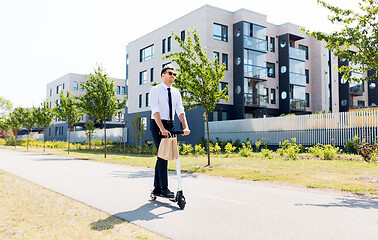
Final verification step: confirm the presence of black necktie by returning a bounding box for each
[167,88,172,121]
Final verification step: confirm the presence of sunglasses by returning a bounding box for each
[166,71,177,76]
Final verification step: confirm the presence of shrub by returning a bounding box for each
[180,143,194,155]
[194,144,206,156]
[277,138,300,160]
[307,144,323,158]
[239,142,253,157]
[255,140,261,152]
[0,138,5,145]
[224,142,236,157]
[344,135,360,154]
[322,145,341,160]
[209,143,221,155]
[357,140,378,162]
[261,149,273,159]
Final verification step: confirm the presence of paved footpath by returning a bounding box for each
[0,148,377,240]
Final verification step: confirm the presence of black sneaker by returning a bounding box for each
[152,188,161,195]
[161,188,174,198]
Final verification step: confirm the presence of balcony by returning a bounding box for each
[289,47,306,61]
[290,72,306,86]
[244,64,267,81]
[290,99,306,111]
[350,84,364,96]
[245,93,268,108]
[244,36,267,52]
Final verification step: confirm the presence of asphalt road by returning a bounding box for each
[0,148,377,240]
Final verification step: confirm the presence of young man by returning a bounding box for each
[149,66,190,198]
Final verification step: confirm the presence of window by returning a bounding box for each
[213,51,220,63]
[141,117,147,131]
[358,100,365,107]
[222,53,228,70]
[116,86,120,94]
[271,88,276,104]
[222,111,228,121]
[139,94,142,108]
[139,71,147,85]
[48,128,51,136]
[270,37,275,52]
[150,68,154,82]
[56,84,63,94]
[213,23,228,42]
[168,36,172,52]
[126,54,129,82]
[55,127,59,136]
[49,89,52,96]
[162,39,166,54]
[74,81,79,91]
[218,82,228,95]
[122,86,126,95]
[306,93,310,107]
[305,69,309,84]
[181,30,185,41]
[140,45,154,62]
[213,111,218,121]
[299,45,309,60]
[267,62,275,78]
[146,93,149,107]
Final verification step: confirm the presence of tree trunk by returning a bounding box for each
[89,135,91,150]
[68,126,71,154]
[104,121,107,158]
[205,110,211,166]
[27,129,30,150]
[43,128,46,152]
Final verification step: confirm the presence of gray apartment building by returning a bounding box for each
[125,5,378,145]
[45,73,127,141]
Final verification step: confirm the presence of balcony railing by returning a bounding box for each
[290,72,306,86]
[290,99,306,111]
[289,47,306,61]
[244,36,267,52]
[244,64,267,81]
[245,93,268,108]
[350,84,364,96]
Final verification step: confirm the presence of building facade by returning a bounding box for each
[45,73,127,141]
[125,5,378,146]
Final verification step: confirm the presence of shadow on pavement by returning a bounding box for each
[296,197,378,209]
[91,201,179,231]
[111,170,198,179]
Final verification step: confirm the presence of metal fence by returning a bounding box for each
[207,110,378,146]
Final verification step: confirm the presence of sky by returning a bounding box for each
[0,0,360,108]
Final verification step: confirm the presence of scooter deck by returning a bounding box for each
[150,192,176,201]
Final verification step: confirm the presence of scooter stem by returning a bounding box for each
[176,157,183,191]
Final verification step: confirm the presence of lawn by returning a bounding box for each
[0,169,167,240]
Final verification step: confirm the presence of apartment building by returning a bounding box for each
[45,73,127,141]
[125,5,378,145]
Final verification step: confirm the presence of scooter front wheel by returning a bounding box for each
[178,196,186,209]
[150,193,157,201]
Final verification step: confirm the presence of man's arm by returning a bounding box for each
[153,112,169,136]
[179,113,190,136]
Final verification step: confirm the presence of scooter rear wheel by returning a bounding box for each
[178,196,186,209]
[150,193,157,201]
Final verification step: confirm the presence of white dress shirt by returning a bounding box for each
[149,83,185,120]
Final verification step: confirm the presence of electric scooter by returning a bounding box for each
[150,130,186,209]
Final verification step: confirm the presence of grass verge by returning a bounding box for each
[1,145,378,195]
[0,169,167,240]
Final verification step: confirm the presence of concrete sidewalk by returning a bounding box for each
[0,148,377,240]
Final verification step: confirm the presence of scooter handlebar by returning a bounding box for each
[169,130,184,135]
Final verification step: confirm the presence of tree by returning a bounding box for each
[22,107,37,150]
[131,113,146,147]
[55,90,82,154]
[0,96,13,119]
[7,108,24,148]
[164,29,228,166]
[302,0,378,82]
[77,65,127,158]
[84,120,95,150]
[33,101,54,152]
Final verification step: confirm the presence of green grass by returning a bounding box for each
[2,145,378,195]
